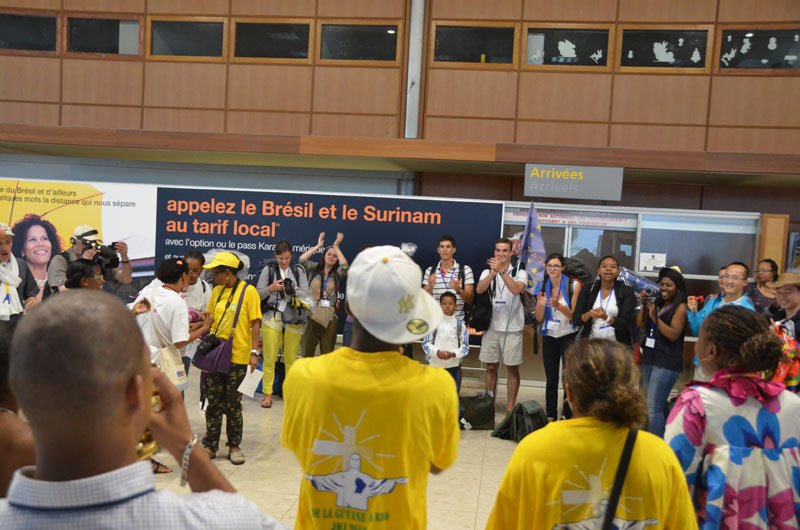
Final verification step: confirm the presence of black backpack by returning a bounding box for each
[510,256,536,326]
[492,400,549,442]
[564,257,595,286]
[468,280,494,332]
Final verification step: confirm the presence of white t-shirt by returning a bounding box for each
[589,288,618,339]
[135,286,190,358]
[422,261,475,318]
[480,266,528,333]
[183,279,212,359]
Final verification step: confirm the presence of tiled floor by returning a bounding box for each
[153,368,547,529]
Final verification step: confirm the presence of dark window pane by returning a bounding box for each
[434,26,514,64]
[621,29,708,68]
[639,229,755,276]
[570,228,635,272]
[320,24,397,61]
[526,28,609,66]
[68,18,139,55]
[720,29,800,69]
[235,22,309,59]
[0,14,56,51]
[151,20,223,57]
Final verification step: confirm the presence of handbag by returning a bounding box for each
[282,295,310,325]
[192,283,248,374]
[310,304,336,327]
[459,392,495,430]
[148,289,188,391]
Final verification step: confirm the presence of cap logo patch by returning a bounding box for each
[406,319,428,334]
[398,294,414,314]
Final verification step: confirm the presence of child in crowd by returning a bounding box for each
[422,292,469,393]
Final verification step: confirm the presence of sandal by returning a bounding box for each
[150,458,173,474]
[260,395,272,409]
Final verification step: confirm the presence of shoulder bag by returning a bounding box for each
[192,283,248,374]
[601,428,638,530]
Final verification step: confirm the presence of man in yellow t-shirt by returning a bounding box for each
[282,245,459,530]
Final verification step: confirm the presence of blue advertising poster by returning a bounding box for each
[156,187,504,280]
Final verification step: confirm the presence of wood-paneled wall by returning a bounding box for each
[423,0,800,156]
[0,0,407,137]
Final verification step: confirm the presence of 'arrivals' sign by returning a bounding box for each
[524,163,623,201]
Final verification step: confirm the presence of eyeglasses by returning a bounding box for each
[721,274,744,281]
[756,269,774,273]
[546,264,563,269]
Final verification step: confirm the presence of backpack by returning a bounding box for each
[510,256,536,326]
[564,257,595,287]
[491,400,549,442]
[468,281,494,332]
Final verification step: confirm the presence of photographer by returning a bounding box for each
[256,240,309,409]
[47,224,132,292]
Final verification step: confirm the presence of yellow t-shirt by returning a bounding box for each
[282,347,459,530]
[486,416,697,530]
[206,281,262,365]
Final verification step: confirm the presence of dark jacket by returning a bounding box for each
[15,258,40,303]
[572,279,636,345]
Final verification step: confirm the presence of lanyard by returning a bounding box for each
[439,263,457,289]
[497,269,508,298]
[210,280,239,335]
[319,273,333,301]
[601,288,614,313]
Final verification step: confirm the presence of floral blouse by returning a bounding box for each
[664,370,800,529]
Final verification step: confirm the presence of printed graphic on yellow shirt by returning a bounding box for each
[549,459,658,529]
[304,409,408,511]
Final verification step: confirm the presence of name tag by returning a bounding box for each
[645,337,656,348]
[277,300,287,312]
[320,299,331,308]
[544,320,560,331]
[494,300,508,313]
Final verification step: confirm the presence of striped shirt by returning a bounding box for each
[423,261,474,318]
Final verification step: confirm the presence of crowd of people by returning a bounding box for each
[0,219,798,528]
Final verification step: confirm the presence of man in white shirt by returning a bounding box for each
[476,238,528,413]
[0,290,284,529]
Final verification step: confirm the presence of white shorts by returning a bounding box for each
[479,329,523,366]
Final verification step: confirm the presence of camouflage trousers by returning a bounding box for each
[202,363,248,451]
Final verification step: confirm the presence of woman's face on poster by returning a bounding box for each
[22,224,52,267]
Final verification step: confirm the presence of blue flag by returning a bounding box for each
[520,202,547,293]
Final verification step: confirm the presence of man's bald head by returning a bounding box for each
[10,290,147,426]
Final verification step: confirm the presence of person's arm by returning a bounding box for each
[299,232,324,263]
[113,242,133,284]
[453,265,475,304]
[147,369,236,493]
[501,268,525,296]
[657,303,687,342]
[249,319,260,372]
[423,266,436,294]
[476,269,493,294]
[664,387,708,499]
[553,280,580,320]
[534,281,546,323]
[331,232,347,267]
[47,254,68,291]
[572,283,594,327]
[173,313,211,350]
[421,334,436,361]
[687,297,714,336]
[456,323,470,359]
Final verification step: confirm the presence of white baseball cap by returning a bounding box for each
[0,223,13,236]
[347,245,442,345]
[73,224,100,242]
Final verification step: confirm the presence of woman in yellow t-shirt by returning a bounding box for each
[487,339,696,529]
[200,252,261,466]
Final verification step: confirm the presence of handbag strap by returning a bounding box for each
[229,282,249,331]
[601,428,638,530]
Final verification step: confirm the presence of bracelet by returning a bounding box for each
[180,434,198,487]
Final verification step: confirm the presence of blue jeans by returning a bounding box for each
[643,364,681,438]
[445,366,462,394]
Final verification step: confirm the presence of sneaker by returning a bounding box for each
[202,446,216,460]
[228,447,245,465]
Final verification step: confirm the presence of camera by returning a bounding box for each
[196,333,221,356]
[283,277,296,297]
[82,238,120,270]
